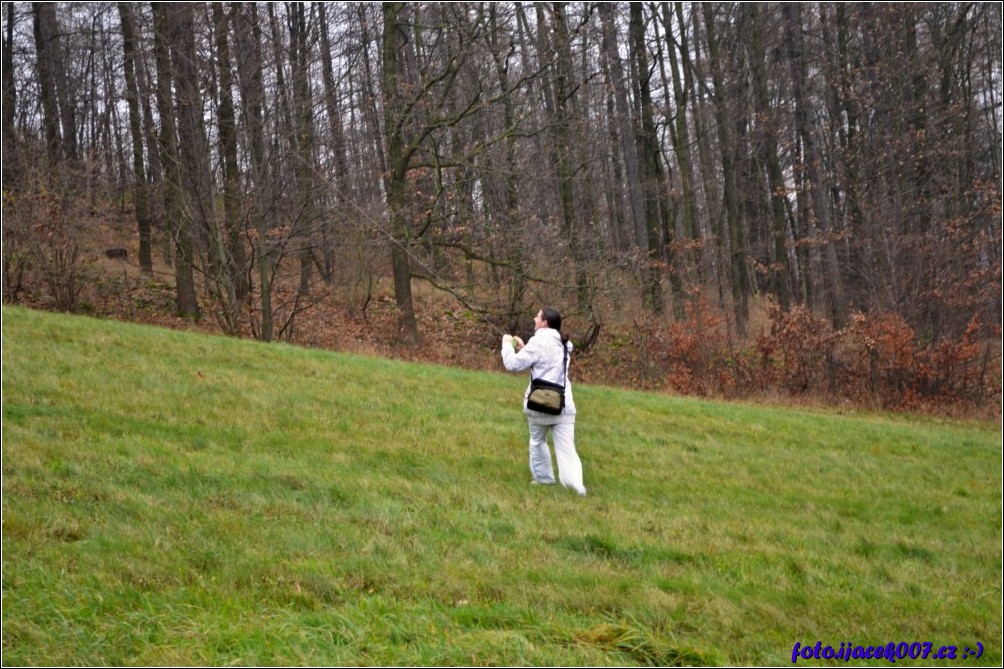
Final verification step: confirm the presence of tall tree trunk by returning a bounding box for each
[598,39,629,253]
[488,4,529,329]
[131,22,165,263]
[382,2,421,346]
[233,2,273,341]
[747,4,792,310]
[317,2,350,285]
[904,14,935,335]
[702,4,748,335]
[117,3,152,275]
[688,7,729,317]
[784,2,847,327]
[151,2,199,319]
[33,2,77,164]
[102,25,126,206]
[598,3,646,253]
[289,1,317,300]
[635,4,685,318]
[833,3,868,312]
[544,2,592,314]
[359,5,390,192]
[171,1,236,330]
[213,3,248,302]
[660,2,702,285]
[2,2,16,185]
[32,2,61,166]
[629,3,665,315]
[513,4,552,232]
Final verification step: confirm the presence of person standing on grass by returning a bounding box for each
[501,307,587,496]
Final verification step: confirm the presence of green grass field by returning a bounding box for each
[2,305,1001,665]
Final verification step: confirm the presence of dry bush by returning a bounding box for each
[755,300,837,395]
[584,292,733,396]
[584,288,1001,417]
[841,311,922,409]
[2,183,91,312]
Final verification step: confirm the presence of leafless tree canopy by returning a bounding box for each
[3,2,1001,355]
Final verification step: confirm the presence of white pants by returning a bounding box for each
[528,422,586,495]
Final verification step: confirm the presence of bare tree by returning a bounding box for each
[380,2,493,344]
[212,3,248,302]
[316,2,351,285]
[32,2,65,165]
[2,3,16,179]
[702,4,750,335]
[151,2,199,319]
[232,2,274,341]
[117,2,152,274]
[598,3,646,255]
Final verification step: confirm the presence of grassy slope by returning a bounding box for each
[2,305,1000,665]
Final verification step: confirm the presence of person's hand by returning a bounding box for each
[514,336,525,352]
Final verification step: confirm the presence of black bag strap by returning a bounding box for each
[560,340,568,385]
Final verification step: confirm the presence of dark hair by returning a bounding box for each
[541,306,570,346]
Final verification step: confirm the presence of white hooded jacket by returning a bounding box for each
[501,327,576,424]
